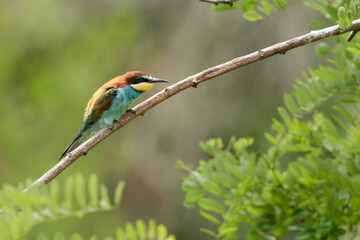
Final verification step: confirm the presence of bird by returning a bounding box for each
[59,71,168,160]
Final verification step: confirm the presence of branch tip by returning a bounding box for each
[348,30,358,42]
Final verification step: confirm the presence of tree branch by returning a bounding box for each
[199,0,234,5]
[26,19,360,191]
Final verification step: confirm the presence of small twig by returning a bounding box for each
[25,19,360,191]
[348,30,358,42]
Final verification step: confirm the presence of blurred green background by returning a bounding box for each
[0,0,323,238]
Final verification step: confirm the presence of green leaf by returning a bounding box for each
[100,184,111,209]
[184,190,206,206]
[338,6,350,29]
[88,174,99,208]
[125,223,137,240]
[75,173,86,209]
[304,0,326,14]
[136,220,147,240]
[148,219,156,240]
[243,10,263,21]
[346,158,359,175]
[175,159,193,172]
[347,47,360,55]
[242,0,258,12]
[70,233,84,240]
[199,210,221,224]
[219,226,238,237]
[200,228,218,238]
[182,179,201,192]
[114,181,125,206]
[283,143,312,152]
[260,0,276,14]
[271,118,285,133]
[115,228,126,240]
[312,68,339,81]
[213,172,238,188]
[157,224,168,239]
[284,93,301,114]
[200,138,223,156]
[202,180,230,198]
[264,132,277,145]
[321,119,341,142]
[325,5,338,21]
[333,104,355,124]
[198,198,225,213]
[277,107,292,129]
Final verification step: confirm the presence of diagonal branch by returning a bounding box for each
[26,19,360,191]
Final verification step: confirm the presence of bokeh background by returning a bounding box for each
[0,0,325,238]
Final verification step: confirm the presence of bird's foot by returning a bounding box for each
[82,150,87,156]
[126,108,137,115]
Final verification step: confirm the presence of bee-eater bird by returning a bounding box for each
[59,71,168,160]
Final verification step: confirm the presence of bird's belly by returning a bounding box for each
[97,102,129,128]
[93,89,140,131]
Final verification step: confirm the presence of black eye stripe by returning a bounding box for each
[131,76,150,84]
[131,77,142,84]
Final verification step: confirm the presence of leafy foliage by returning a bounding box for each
[183,1,360,239]
[0,174,172,240]
[212,0,289,21]
[34,219,175,240]
[0,173,124,239]
[208,0,360,25]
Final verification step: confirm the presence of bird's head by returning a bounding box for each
[124,71,168,92]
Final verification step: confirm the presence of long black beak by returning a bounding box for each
[150,78,168,83]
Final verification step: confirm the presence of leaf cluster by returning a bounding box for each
[182,1,360,239]
[212,0,289,21]
[0,173,175,240]
[208,0,360,26]
[35,219,174,240]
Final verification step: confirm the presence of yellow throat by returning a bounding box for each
[130,82,154,92]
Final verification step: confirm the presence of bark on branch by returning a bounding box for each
[26,19,360,191]
[199,0,234,5]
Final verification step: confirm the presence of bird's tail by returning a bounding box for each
[58,130,84,161]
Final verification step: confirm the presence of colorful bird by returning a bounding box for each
[59,71,168,160]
